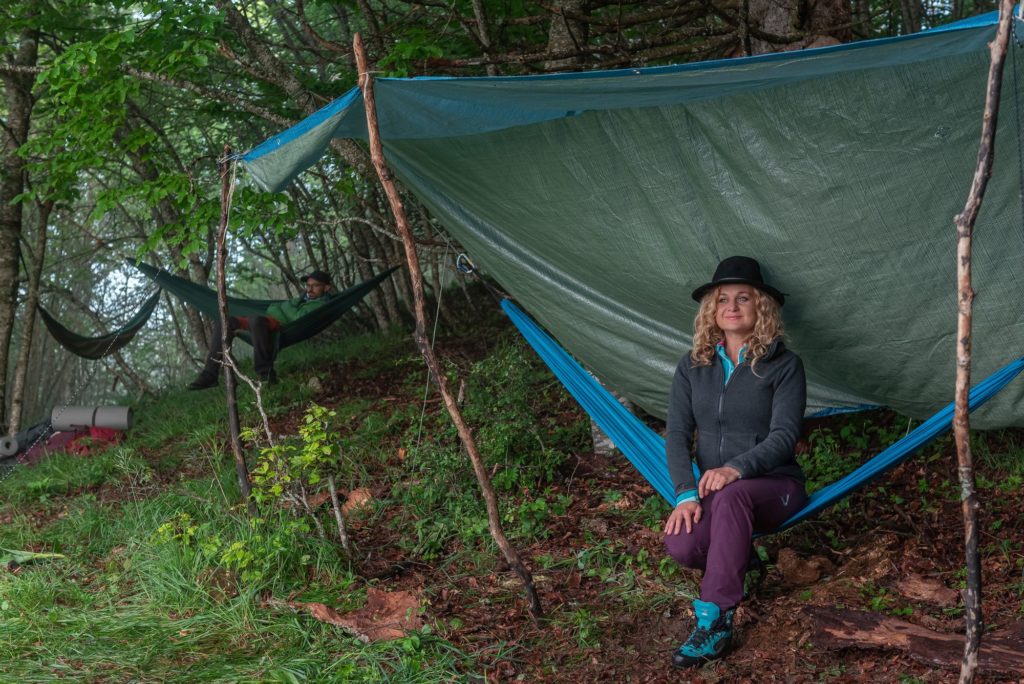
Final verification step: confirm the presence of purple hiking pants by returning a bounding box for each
[663,475,807,609]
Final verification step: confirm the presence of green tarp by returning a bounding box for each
[241,13,1024,427]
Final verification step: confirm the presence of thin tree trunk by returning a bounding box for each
[215,147,256,516]
[470,0,499,76]
[164,291,202,368]
[366,223,403,325]
[351,218,390,329]
[852,0,872,39]
[355,33,543,623]
[951,2,1014,681]
[8,200,51,434]
[327,474,351,552]
[0,29,38,425]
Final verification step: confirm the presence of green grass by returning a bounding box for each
[0,449,473,681]
[2,325,552,679]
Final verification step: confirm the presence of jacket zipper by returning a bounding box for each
[718,364,746,463]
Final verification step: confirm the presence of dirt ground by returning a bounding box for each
[312,334,1024,683]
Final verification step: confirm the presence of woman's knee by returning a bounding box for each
[663,533,704,568]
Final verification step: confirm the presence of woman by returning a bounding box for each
[663,255,807,668]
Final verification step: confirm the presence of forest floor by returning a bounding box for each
[2,305,1023,682]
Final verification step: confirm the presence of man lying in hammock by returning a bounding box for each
[188,270,335,389]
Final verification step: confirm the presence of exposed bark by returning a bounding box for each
[807,606,1024,676]
[355,33,543,623]
[747,0,851,54]
[545,0,589,71]
[215,148,256,516]
[951,2,1015,681]
[0,29,38,429]
[7,199,50,434]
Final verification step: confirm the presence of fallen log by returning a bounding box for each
[805,606,1024,676]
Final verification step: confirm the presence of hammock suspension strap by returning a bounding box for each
[501,299,1024,536]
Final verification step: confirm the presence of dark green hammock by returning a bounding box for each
[41,264,398,359]
[132,262,400,350]
[38,290,162,360]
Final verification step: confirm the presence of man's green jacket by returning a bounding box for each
[265,294,334,324]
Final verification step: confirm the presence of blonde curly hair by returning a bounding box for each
[690,286,784,371]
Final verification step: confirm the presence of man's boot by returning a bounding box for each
[187,371,218,390]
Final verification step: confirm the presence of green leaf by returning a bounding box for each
[0,548,66,566]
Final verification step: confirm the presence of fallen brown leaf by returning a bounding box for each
[268,588,422,642]
[894,573,958,607]
[342,488,373,515]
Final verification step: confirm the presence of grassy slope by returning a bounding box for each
[1,312,1022,682]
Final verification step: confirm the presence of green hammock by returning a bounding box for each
[38,290,162,360]
[132,262,399,349]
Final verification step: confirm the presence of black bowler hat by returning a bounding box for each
[303,269,332,286]
[691,256,785,306]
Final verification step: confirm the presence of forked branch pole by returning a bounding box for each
[952,2,1014,682]
[353,34,543,623]
[216,147,256,516]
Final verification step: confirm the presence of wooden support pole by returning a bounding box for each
[216,147,256,516]
[353,33,543,623]
[952,2,1014,681]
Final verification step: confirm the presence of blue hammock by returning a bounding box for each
[502,299,1024,535]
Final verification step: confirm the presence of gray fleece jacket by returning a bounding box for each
[665,337,806,501]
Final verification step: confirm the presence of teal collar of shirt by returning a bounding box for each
[715,341,747,385]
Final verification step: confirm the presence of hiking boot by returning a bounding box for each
[258,370,278,385]
[672,599,735,668]
[187,373,218,391]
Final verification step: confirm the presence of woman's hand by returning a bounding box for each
[664,501,702,535]
[698,466,741,498]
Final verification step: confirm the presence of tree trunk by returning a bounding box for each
[0,29,37,428]
[899,0,924,34]
[544,0,588,71]
[852,0,872,39]
[351,218,391,330]
[470,0,499,76]
[7,200,51,434]
[366,223,404,326]
[748,0,851,54]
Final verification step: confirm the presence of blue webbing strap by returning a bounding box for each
[772,354,1024,533]
[502,299,1024,534]
[503,299,695,503]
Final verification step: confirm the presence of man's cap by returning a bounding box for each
[303,269,332,285]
